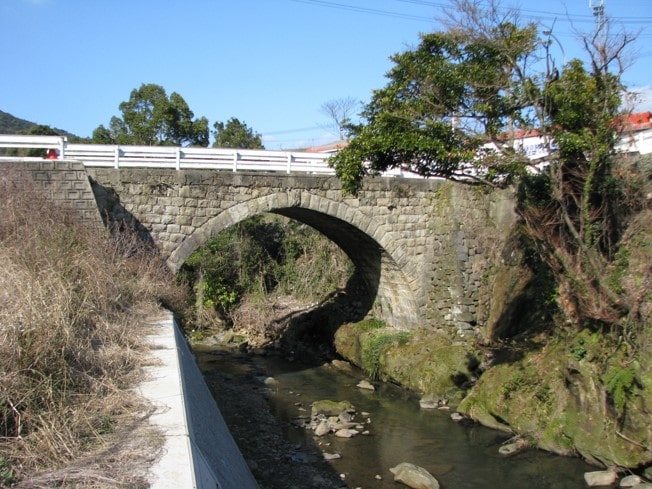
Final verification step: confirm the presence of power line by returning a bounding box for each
[263,125,323,135]
[398,0,652,24]
[288,0,652,26]
[287,0,435,22]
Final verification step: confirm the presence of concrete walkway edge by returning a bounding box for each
[138,311,259,489]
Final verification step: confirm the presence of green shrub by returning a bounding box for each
[0,457,15,486]
[603,365,637,416]
[357,318,387,333]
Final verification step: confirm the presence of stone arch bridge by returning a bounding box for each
[3,159,518,339]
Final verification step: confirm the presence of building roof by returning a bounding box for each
[304,140,349,153]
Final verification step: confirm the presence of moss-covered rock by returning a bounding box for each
[458,330,652,468]
[311,400,355,417]
[334,320,480,404]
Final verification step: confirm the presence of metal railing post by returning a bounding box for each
[59,137,66,159]
[232,151,239,172]
[114,146,120,169]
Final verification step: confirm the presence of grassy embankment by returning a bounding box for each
[0,172,185,487]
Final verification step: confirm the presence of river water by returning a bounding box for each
[194,346,596,489]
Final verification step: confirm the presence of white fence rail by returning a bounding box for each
[0,135,339,174]
[3,129,651,178]
[0,134,67,156]
[0,134,422,178]
[64,143,337,173]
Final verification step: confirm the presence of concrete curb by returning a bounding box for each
[138,311,259,489]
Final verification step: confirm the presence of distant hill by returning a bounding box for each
[0,110,86,142]
[0,110,35,134]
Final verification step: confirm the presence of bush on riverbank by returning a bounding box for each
[0,173,186,486]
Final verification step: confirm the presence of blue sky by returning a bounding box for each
[1,0,650,149]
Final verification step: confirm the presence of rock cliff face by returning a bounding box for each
[471,206,651,469]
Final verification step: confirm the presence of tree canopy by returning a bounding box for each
[331,3,545,190]
[92,83,209,147]
[331,0,637,329]
[212,117,264,149]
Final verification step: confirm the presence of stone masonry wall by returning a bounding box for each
[85,168,519,340]
[423,182,518,338]
[0,159,102,227]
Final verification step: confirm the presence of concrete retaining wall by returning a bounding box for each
[140,311,258,489]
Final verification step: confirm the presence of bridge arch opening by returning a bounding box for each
[169,192,419,329]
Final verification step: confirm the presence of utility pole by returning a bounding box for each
[589,0,605,30]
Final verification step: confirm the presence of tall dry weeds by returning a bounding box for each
[0,170,186,486]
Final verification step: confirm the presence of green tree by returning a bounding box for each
[212,117,264,149]
[331,0,636,328]
[331,4,540,191]
[92,83,209,146]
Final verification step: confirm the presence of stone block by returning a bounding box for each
[191,217,208,227]
[161,214,175,225]
[175,216,192,227]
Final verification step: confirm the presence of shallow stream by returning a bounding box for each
[194,346,596,489]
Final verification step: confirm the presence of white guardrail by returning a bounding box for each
[0,134,417,177]
[0,134,336,174]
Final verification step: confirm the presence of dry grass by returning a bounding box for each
[0,170,186,487]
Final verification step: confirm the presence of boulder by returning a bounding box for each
[390,462,440,489]
[327,419,356,431]
[357,379,376,391]
[584,470,618,487]
[619,475,642,487]
[338,411,354,423]
[331,359,354,373]
[322,452,341,460]
[311,400,354,417]
[498,437,529,457]
[314,420,331,437]
[419,395,439,409]
[334,428,359,438]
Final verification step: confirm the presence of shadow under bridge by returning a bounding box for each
[271,206,419,330]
